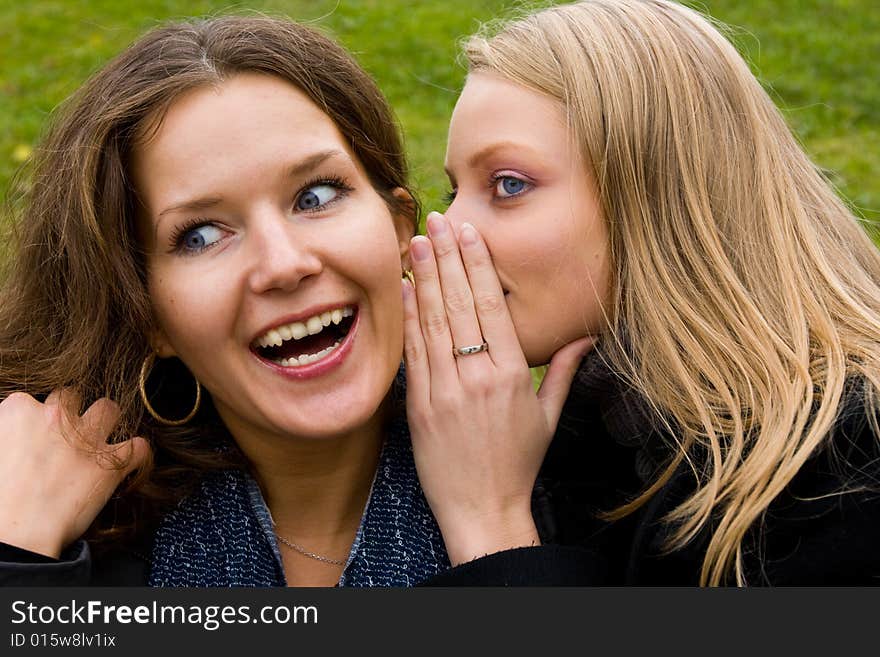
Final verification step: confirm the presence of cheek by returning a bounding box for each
[370,239,407,321]
[354,212,406,283]
[557,237,611,335]
[510,222,608,333]
[148,268,229,349]
[326,213,404,320]
[503,228,570,284]
[371,240,408,346]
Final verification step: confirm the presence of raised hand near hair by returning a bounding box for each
[0,390,150,558]
[403,212,594,566]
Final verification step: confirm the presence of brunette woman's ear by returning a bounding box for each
[148,327,177,359]
[390,187,417,269]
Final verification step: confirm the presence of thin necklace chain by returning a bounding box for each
[276,534,347,566]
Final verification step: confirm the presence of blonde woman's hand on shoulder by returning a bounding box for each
[403,212,594,566]
[0,389,150,558]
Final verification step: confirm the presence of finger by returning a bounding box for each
[44,387,81,414]
[59,387,84,414]
[110,436,152,478]
[80,398,122,447]
[46,387,83,435]
[124,436,152,477]
[425,212,486,367]
[457,223,528,368]
[409,235,458,386]
[97,435,150,475]
[44,388,62,407]
[537,336,597,430]
[402,278,430,408]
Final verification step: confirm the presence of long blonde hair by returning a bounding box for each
[465,0,880,585]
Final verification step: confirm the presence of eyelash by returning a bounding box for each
[169,217,218,255]
[489,173,531,199]
[442,173,532,206]
[295,175,353,213]
[167,175,355,254]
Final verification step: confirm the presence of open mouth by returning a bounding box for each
[251,306,356,367]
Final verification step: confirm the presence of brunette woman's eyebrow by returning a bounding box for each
[284,149,346,179]
[158,197,222,218]
[155,149,348,222]
[154,196,223,244]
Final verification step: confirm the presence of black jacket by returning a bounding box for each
[425,353,880,586]
[5,355,880,587]
[0,534,150,586]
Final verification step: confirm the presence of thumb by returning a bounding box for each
[537,336,597,430]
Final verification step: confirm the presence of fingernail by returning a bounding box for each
[427,213,447,236]
[410,237,430,261]
[459,223,478,246]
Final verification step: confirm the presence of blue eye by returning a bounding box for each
[180,224,224,252]
[494,176,528,198]
[296,184,340,211]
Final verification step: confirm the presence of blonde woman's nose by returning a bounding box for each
[437,203,476,243]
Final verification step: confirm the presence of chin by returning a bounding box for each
[279,411,373,441]
[523,335,573,369]
[325,388,392,438]
[523,343,553,369]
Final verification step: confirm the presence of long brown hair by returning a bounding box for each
[464,0,880,584]
[0,15,417,546]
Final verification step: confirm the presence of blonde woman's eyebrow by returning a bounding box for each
[467,141,539,168]
[446,142,546,178]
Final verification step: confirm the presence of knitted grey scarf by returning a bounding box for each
[148,410,450,587]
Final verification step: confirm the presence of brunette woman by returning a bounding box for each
[0,15,450,587]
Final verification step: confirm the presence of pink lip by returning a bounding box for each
[251,307,359,381]
[250,301,356,347]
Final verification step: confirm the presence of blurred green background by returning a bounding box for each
[0,0,877,229]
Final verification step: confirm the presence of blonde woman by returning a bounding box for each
[408,0,880,585]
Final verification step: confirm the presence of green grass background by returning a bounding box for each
[1,0,877,228]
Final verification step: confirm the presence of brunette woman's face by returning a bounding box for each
[443,73,611,366]
[133,73,411,441]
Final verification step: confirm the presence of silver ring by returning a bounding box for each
[454,341,489,357]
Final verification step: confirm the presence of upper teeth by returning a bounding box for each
[255,306,353,348]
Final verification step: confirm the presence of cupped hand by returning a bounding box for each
[403,212,594,566]
[0,389,150,558]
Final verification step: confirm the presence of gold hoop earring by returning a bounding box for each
[138,352,201,426]
[402,269,415,287]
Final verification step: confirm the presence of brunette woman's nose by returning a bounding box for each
[247,215,322,294]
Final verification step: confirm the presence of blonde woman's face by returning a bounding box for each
[444,73,610,366]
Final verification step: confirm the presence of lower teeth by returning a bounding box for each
[272,339,343,367]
